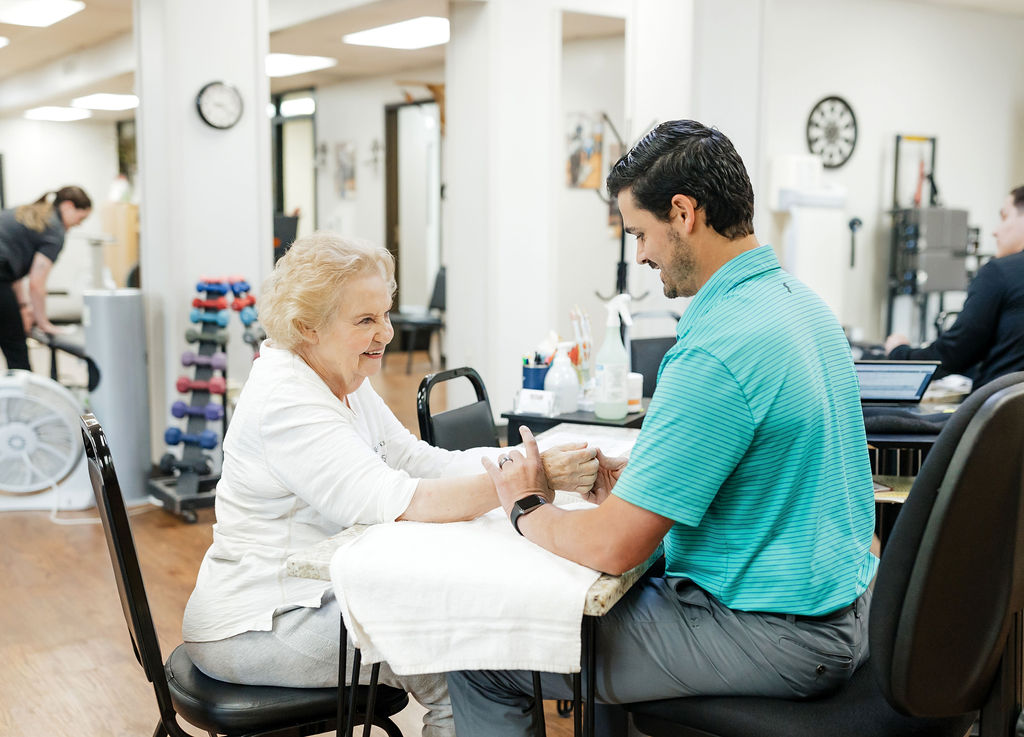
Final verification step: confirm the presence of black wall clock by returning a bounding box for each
[195,81,244,130]
[806,95,857,168]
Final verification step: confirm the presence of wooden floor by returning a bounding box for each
[0,352,578,737]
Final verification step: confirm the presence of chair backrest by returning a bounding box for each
[870,371,1024,718]
[624,310,680,398]
[428,266,446,313]
[80,413,179,727]
[417,366,499,450]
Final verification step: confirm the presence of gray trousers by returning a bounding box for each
[184,590,452,737]
[447,578,871,737]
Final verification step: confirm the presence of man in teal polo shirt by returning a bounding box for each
[448,120,877,737]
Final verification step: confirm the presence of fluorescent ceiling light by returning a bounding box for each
[0,36,9,49]
[71,93,139,111]
[24,106,91,122]
[265,53,336,78]
[280,97,315,117]
[342,16,449,50]
[0,0,85,27]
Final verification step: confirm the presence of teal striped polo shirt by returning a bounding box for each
[613,245,878,615]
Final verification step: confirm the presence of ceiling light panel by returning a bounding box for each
[0,0,85,28]
[24,106,92,122]
[342,16,450,50]
[71,93,139,111]
[265,53,337,78]
[0,36,9,49]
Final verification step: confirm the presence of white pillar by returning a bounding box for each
[445,0,562,414]
[133,0,273,460]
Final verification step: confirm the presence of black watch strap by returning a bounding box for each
[510,493,548,535]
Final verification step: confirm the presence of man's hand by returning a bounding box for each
[884,333,910,354]
[482,426,553,516]
[582,449,628,505]
[540,442,598,493]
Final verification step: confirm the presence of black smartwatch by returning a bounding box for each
[510,493,548,535]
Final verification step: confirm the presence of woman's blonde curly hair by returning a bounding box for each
[260,232,396,353]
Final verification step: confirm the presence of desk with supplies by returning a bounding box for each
[501,400,649,446]
[287,424,647,737]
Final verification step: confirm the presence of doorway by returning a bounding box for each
[385,100,442,311]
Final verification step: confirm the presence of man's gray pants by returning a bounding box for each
[447,578,870,737]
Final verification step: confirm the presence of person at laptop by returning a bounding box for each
[447,120,877,737]
[885,185,1024,390]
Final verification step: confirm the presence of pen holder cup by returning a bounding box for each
[522,364,550,390]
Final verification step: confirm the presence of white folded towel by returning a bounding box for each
[329,505,601,675]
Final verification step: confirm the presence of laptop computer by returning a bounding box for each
[855,360,941,407]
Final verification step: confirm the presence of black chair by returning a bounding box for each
[624,311,680,398]
[416,366,500,450]
[627,371,1024,737]
[80,413,409,737]
[389,266,446,375]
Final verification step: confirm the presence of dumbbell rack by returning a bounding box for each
[147,278,236,523]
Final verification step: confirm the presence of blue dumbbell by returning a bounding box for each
[164,427,219,449]
[230,280,251,296]
[171,400,224,421]
[190,308,230,327]
[239,305,258,326]
[196,281,229,295]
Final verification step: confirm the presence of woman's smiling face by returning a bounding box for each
[300,270,395,398]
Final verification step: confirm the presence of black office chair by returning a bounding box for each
[80,413,409,737]
[627,371,1024,737]
[389,266,446,375]
[416,366,500,450]
[624,310,681,398]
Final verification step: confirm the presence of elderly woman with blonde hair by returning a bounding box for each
[182,232,598,737]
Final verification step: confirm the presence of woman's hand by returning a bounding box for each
[582,449,628,506]
[19,303,33,334]
[482,427,553,516]
[540,440,599,493]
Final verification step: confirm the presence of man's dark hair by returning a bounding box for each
[1011,185,1024,212]
[606,120,754,240]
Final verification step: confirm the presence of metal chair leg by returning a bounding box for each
[531,671,546,735]
[362,662,381,737]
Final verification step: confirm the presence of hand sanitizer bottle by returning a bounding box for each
[594,294,632,420]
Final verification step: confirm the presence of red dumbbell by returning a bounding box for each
[176,375,227,394]
[192,296,228,310]
[231,294,256,310]
[181,351,227,370]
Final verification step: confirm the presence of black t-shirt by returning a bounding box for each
[0,207,66,282]
[889,250,1024,389]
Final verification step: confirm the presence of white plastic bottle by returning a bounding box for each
[593,294,632,420]
[544,341,580,414]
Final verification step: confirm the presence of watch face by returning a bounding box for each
[806,95,857,168]
[196,82,243,129]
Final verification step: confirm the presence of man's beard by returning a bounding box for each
[660,228,698,299]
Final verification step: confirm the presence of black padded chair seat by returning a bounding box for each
[630,660,976,737]
[165,645,409,735]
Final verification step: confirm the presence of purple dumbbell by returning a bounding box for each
[171,400,224,421]
[164,427,218,449]
[181,350,227,370]
[185,327,229,346]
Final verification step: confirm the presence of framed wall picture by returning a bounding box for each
[566,112,603,189]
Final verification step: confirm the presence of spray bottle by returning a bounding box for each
[593,294,632,420]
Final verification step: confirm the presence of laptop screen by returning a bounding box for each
[855,361,941,403]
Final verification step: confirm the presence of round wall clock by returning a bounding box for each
[195,81,244,129]
[806,95,857,168]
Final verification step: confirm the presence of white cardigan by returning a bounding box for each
[183,342,460,642]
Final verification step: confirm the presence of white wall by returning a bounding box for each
[0,117,119,318]
[556,35,627,343]
[695,0,1024,341]
[314,66,445,249]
